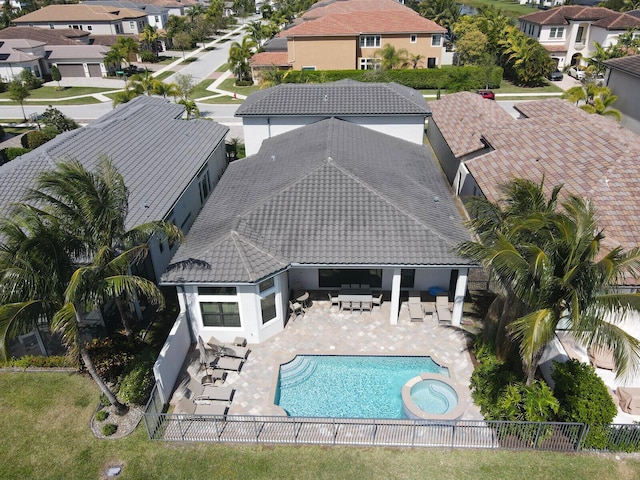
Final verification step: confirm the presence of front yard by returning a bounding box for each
[1,372,640,480]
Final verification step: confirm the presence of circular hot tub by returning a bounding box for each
[402,373,466,420]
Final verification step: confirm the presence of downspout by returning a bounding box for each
[176,285,196,342]
[267,116,271,139]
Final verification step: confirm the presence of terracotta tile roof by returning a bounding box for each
[249,51,289,67]
[443,96,640,265]
[14,4,147,23]
[303,0,408,19]
[519,6,640,30]
[544,44,568,53]
[0,26,89,45]
[282,9,446,37]
[428,91,515,158]
[604,54,640,78]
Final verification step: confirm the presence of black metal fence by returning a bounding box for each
[143,408,590,451]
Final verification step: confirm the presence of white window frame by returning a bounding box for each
[130,21,135,29]
[410,34,417,43]
[359,58,381,70]
[432,34,442,46]
[359,35,381,48]
[197,287,241,328]
[550,27,563,39]
[258,277,277,325]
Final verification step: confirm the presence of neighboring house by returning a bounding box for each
[46,44,110,78]
[253,0,446,72]
[518,6,640,69]
[518,0,565,7]
[13,4,149,35]
[160,118,474,347]
[0,96,230,282]
[427,92,640,263]
[82,0,170,29]
[0,39,48,81]
[0,26,92,45]
[604,54,640,135]
[235,80,431,156]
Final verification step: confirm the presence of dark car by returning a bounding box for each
[548,69,564,81]
[478,89,495,100]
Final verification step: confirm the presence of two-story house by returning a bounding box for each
[13,4,149,35]
[250,0,446,74]
[518,6,640,69]
[82,0,170,29]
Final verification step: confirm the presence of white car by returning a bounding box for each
[568,67,585,80]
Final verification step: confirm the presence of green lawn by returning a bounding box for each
[461,0,538,18]
[156,56,180,65]
[0,86,111,100]
[191,79,216,99]
[154,71,175,82]
[1,372,640,480]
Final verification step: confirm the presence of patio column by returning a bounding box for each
[451,268,468,326]
[390,268,401,325]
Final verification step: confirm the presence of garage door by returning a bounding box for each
[57,64,85,77]
[87,64,103,77]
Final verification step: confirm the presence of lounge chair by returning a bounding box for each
[588,344,616,371]
[616,387,640,415]
[213,355,244,372]
[184,377,235,402]
[409,302,423,322]
[176,397,229,417]
[436,295,452,324]
[409,290,421,304]
[197,336,219,369]
[207,336,250,359]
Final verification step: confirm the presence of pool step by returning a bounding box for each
[279,356,317,388]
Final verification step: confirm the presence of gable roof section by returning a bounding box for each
[249,51,289,67]
[428,91,515,158]
[282,9,446,37]
[162,118,473,284]
[0,96,229,230]
[236,80,430,117]
[0,27,89,45]
[14,4,147,23]
[604,54,640,78]
[519,6,640,30]
[46,44,109,60]
[458,96,640,256]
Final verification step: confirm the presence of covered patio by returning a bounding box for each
[169,296,483,421]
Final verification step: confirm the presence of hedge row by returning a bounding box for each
[283,66,503,90]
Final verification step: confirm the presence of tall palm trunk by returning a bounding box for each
[79,342,127,415]
[115,293,135,342]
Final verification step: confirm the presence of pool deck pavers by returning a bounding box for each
[175,299,484,421]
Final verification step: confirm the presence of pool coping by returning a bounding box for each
[402,373,467,421]
[270,352,457,418]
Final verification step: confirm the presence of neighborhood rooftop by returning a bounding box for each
[604,53,640,77]
[13,4,147,23]
[162,118,473,285]
[519,6,640,29]
[235,80,431,117]
[0,27,90,45]
[0,97,229,229]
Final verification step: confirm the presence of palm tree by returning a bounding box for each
[562,86,587,106]
[24,159,183,340]
[409,53,424,69]
[179,99,200,119]
[419,0,461,31]
[130,70,156,96]
[112,36,139,69]
[457,178,640,386]
[245,20,267,46]
[103,48,125,76]
[140,25,159,58]
[152,81,179,99]
[228,36,257,82]
[374,44,409,70]
[580,90,622,121]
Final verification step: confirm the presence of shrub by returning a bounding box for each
[0,355,75,368]
[140,51,156,63]
[21,130,53,149]
[102,423,118,436]
[86,334,140,384]
[99,393,110,407]
[181,57,198,64]
[95,410,109,421]
[552,359,617,450]
[235,79,253,86]
[117,349,156,405]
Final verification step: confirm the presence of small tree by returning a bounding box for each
[173,31,193,60]
[50,65,62,90]
[8,80,29,120]
[40,106,78,134]
[174,73,195,100]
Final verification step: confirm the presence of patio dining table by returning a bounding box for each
[338,289,373,313]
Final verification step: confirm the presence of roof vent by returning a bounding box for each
[323,94,328,101]
[433,196,439,202]
[271,155,276,161]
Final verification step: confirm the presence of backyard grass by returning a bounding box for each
[153,71,175,82]
[156,56,180,65]
[2,372,640,480]
[0,86,111,100]
[460,0,537,18]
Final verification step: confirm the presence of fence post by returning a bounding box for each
[576,423,589,451]
[533,423,542,449]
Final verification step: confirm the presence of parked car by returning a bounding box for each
[568,67,585,80]
[478,89,495,100]
[548,69,563,81]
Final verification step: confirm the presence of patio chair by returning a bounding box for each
[197,336,219,369]
[372,293,383,308]
[616,387,640,415]
[201,369,227,386]
[213,355,244,372]
[436,295,452,324]
[341,284,350,289]
[184,380,235,403]
[207,336,250,360]
[176,397,229,417]
[328,292,340,309]
[289,300,304,318]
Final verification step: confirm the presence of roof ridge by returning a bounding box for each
[327,159,460,248]
[234,233,288,268]
[230,231,255,280]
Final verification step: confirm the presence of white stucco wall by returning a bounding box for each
[242,115,426,156]
[607,69,640,136]
[0,60,41,81]
[153,310,191,403]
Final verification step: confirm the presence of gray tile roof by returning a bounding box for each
[0,96,228,230]
[604,54,640,78]
[235,80,431,117]
[162,118,474,284]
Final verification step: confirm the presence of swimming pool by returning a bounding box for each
[274,355,449,419]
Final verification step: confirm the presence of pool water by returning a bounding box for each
[411,379,457,415]
[275,355,449,419]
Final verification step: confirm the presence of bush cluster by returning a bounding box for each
[0,355,75,368]
[117,349,156,405]
[21,130,54,150]
[552,359,617,450]
[95,410,109,421]
[282,66,503,90]
[102,423,118,436]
